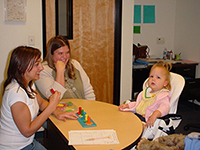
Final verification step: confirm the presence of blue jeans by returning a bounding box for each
[21,139,46,150]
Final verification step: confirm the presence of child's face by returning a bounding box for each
[148,67,168,93]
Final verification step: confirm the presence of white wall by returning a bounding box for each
[174,0,200,78]
[120,0,200,104]
[120,0,134,104]
[133,0,176,58]
[0,0,42,103]
[120,0,176,104]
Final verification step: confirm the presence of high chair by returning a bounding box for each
[127,72,185,140]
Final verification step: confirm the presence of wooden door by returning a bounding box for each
[44,0,115,103]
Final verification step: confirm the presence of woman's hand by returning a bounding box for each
[119,104,129,111]
[54,60,68,87]
[48,91,61,109]
[54,60,68,72]
[53,109,78,121]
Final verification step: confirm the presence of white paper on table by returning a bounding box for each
[68,129,120,145]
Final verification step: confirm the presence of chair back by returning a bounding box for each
[143,72,185,114]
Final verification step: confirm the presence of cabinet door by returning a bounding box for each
[172,66,196,79]
[47,119,74,150]
[132,68,149,98]
[179,78,200,101]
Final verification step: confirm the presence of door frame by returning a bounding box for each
[42,0,122,105]
[113,0,122,105]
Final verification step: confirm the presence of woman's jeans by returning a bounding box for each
[21,139,46,150]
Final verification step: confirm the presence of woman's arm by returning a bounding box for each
[12,91,78,138]
[54,60,67,87]
[37,91,78,121]
[37,92,78,121]
[35,62,66,99]
[72,60,95,100]
[52,109,78,121]
[11,91,61,138]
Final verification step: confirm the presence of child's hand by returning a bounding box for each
[119,104,129,111]
[145,110,162,128]
[145,115,157,128]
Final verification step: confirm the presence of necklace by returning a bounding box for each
[65,78,76,92]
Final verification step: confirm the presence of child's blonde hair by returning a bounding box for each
[148,61,172,91]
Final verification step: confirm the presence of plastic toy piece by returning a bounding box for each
[56,101,77,113]
[79,109,84,117]
[85,116,93,125]
[82,112,86,120]
[77,107,82,115]
[83,114,88,122]
[57,104,64,107]
[66,102,73,106]
[56,107,65,111]
[50,88,55,94]
[65,109,73,112]
[76,108,97,128]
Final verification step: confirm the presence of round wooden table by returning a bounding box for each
[48,99,143,150]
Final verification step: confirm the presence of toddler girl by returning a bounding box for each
[119,61,172,128]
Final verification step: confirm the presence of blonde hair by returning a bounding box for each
[149,61,172,91]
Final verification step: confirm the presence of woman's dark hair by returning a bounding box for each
[3,46,41,98]
[44,35,76,79]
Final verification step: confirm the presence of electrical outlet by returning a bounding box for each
[28,35,35,45]
[157,37,165,44]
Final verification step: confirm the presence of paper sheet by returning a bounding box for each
[134,5,141,23]
[68,129,119,145]
[143,5,155,23]
[4,0,27,22]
